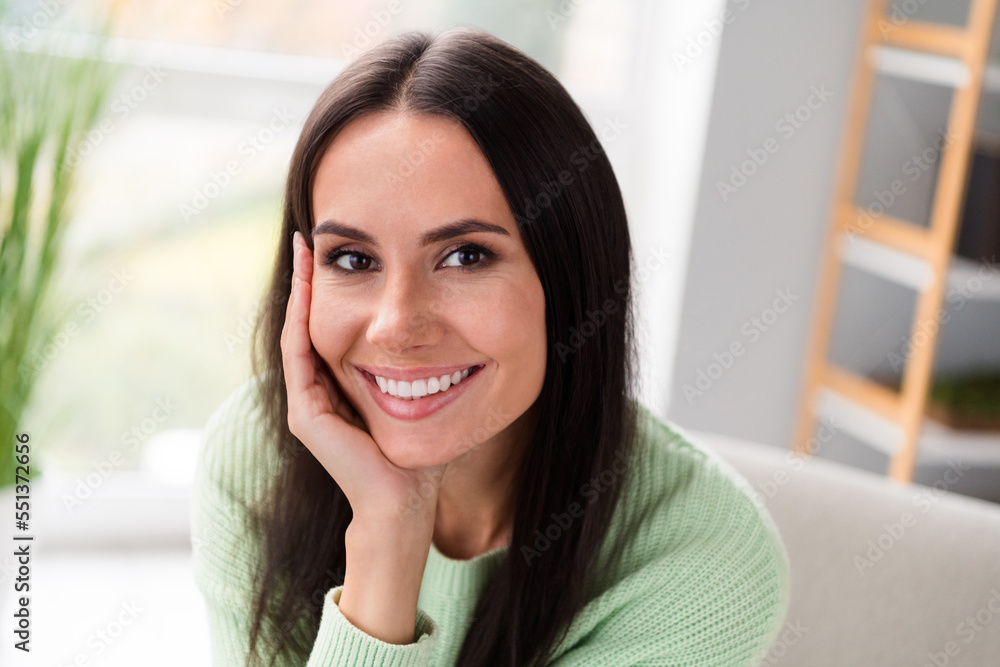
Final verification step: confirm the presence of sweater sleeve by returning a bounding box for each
[190,379,440,666]
[304,586,437,666]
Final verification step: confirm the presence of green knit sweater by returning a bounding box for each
[191,378,791,666]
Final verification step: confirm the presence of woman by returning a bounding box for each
[192,26,790,667]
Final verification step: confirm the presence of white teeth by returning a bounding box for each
[373,366,478,399]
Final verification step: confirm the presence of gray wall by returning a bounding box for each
[667,0,868,446]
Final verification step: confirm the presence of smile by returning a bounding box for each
[356,364,486,421]
[373,366,480,400]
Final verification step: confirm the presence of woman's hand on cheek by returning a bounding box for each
[280,231,445,531]
[282,230,444,644]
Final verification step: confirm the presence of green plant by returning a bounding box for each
[930,368,1000,419]
[0,6,119,489]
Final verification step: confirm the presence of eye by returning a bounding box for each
[441,244,492,268]
[324,249,376,271]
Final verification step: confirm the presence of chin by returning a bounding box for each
[368,425,455,470]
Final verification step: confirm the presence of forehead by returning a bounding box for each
[311,111,513,232]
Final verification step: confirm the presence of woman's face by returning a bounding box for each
[308,111,547,470]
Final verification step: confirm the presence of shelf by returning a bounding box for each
[813,388,1000,467]
[796,1,1000,483]
[870,45,969,88]
[919,417,1000,466]
[839,233,933,291]
[815,386,904,453]
[839,233,1000,301]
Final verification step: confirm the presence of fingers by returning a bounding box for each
[282,231,319,411]
[289,232,363,425]
[296,230,314,284]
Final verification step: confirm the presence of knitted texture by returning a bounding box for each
[191,378,791,666]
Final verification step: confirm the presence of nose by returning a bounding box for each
[366,268,444,355]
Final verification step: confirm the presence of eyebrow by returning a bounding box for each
[311,218,510,246]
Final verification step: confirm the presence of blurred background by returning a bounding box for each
[1,0,999,664]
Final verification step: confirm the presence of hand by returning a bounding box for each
[280,230,445,528]
[281,230,442,644]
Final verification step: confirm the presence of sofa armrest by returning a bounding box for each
[690,429,1000,667]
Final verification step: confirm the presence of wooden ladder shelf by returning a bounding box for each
[792,0,999,481]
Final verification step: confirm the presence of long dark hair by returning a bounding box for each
[247,26,638,667]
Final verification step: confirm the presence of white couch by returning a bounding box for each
[691,429,1000,666]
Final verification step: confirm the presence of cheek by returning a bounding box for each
[469,279,547,393]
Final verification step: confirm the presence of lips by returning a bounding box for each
[357,363,486,420]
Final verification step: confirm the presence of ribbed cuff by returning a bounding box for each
[305,586,437,667]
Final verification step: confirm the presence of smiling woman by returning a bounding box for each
[191,26,791,667]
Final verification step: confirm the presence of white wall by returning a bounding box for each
[625,0,730,417]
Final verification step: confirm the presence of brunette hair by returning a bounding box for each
[247,26,638,667]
